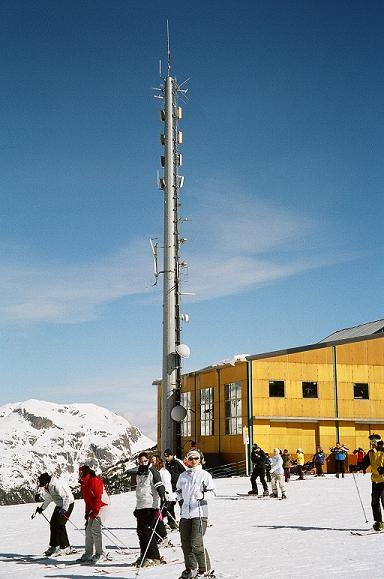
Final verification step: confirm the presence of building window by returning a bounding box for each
[353,383,369,400]
[200,387,214,436]
[224,381,242,435]
[269,380,285,397]
[302,381,318,398]
[180,391,192,436]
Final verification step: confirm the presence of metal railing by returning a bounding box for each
[206,459,247,479]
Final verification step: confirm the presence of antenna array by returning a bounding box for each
[152,22,190,455]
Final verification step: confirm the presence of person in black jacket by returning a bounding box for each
[249,443,269,496]
[163,449,187,529]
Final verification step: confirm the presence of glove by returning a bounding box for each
[34,493,42,503]
[377,466,384,475]
[59,508,66,517]
[160,496,168,510]
[194,491,204,501]
[133,509,138,518]
[36,507,43,514]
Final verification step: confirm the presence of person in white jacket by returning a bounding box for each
[176,449,216,579]
[35,472,75,556]
[269,448,287,499]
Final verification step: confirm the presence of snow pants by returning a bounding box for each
[371,481,384,523]
[85,516,103,556]
[250,466,268,494]
[271,473,286,497]
[179,517,210,573]
[315,462,324,476]
[296,465,305,480]
[49,503,74,548]
[335,460,345,477]
[135,508,161,561]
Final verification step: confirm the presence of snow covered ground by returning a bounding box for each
[0,473,382,578]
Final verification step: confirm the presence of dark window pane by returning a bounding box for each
[269,380,285,397]
[302,381,318,398]
[354,383,369,400]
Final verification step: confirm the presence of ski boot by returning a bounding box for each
[263,490,269,497]
[44,546,58,556]
[141,558,161,567]
[281,493,287,499]
[373,521,384,531]
[269,492,278,498]
[179,568,198,578]
[247,490,257,495]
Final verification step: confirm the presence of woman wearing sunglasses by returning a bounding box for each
[176,450,216,578]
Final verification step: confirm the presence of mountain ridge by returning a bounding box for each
[0,398,154,505]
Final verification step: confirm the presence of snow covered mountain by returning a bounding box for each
[0,399,154,505]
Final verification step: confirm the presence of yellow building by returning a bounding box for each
[156,321,384,471]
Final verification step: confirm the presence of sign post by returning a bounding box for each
[243,425,250,476]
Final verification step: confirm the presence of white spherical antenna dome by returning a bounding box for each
[171,405,188,422]
[176,343,191,358]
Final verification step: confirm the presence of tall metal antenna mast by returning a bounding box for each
[154,22,189,456]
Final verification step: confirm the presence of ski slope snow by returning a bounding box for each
[0,473,382,578]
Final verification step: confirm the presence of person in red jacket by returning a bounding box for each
[77,463,111,564]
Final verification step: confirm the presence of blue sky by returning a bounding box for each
[0,1,383,439]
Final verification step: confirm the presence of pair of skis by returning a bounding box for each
[350,529,384,536]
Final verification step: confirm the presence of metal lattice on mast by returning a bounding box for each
[153,22,189,457]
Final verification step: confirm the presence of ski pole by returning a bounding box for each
[101,524,130,550]
[63,515,86,536]
[135,505,165,577]
[352,472,369,523]
[31,509,50,524]
[197,499,209,575]
[165,509,179,528]
[100,525,131,554]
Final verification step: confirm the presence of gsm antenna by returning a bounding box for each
[151,22,191,456]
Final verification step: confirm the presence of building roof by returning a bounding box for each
[153,321,384,384]
[318,319,384,343]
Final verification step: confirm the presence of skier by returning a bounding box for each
[176,449,216,579]
[164,448,187,529]
[134,451,166,567]
[77,463,111,564]
[360,434,384,531]
[35,472,75,556]
[269,448,287,499]
[330,442,349,478]
[282,449,291,482]
[353,447,366,473]
[296,448,305,480]
[248,443,269,496]
[152,454,173,542]
[313,447,325,477]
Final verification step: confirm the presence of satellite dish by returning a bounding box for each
[171,405,187,422]
[176,343,191,358]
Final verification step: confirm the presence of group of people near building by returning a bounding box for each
[248,435,384,532]
[32,432,384,576]
[250,442,368,487]
[34,448,216,579]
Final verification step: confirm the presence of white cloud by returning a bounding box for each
[0,186,357,323]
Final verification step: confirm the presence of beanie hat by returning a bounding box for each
[38,473,51,487]
[187,450,201,460]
